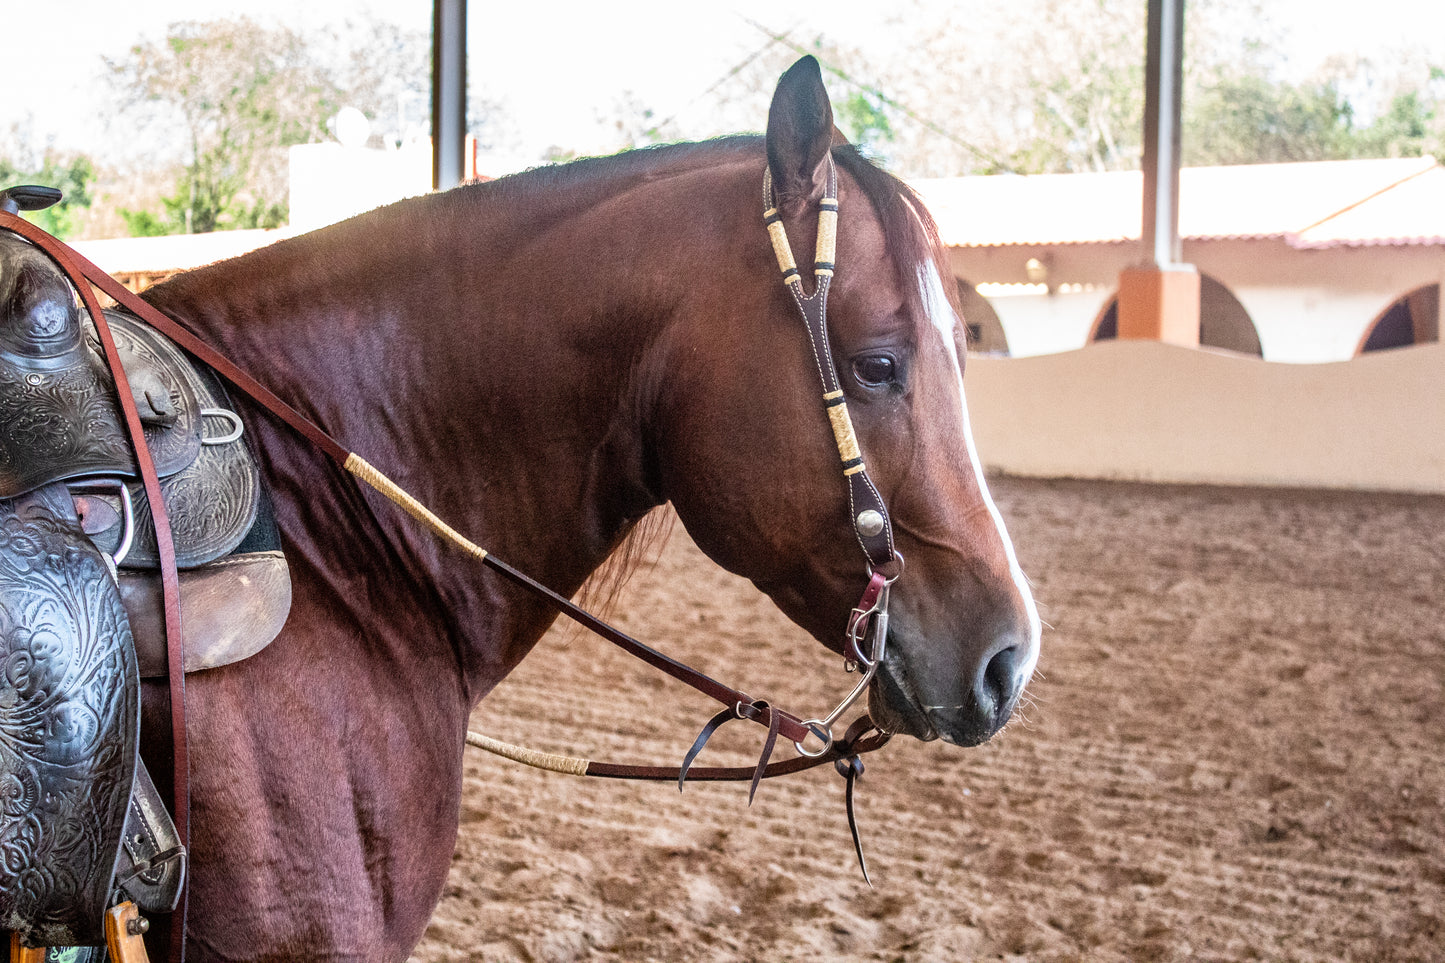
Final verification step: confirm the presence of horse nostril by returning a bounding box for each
[980,645,1020,714]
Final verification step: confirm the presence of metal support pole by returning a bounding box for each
[1116,0,1198,347]
[432,0,467,190]
[1141,0,1185,268]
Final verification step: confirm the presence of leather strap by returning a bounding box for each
[474,714,892,881]
[676,699,783,804]
[762,162,897,571]
[578,713,889,782]
[844,570,888,667]
[837,753,872,886]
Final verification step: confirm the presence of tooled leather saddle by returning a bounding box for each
[0,188,291,955]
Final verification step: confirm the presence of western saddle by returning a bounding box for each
[0,187,291,962]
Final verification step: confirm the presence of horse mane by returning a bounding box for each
[472,137,951,312]
[473,135,763,198]
[574,504,676,618]
[832,144,964,325]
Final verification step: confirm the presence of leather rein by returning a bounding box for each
[0,160,902,885]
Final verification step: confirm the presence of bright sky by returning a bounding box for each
[9,0,1445,170]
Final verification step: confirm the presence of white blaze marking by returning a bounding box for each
[918,262,1042,683]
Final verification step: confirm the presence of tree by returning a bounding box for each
[1184,74,1355,165]
[835,90,896,161]
[108,18,340,234]
[1184,64,1444,166]
[706,0,1438,178]
[0,139,96,239]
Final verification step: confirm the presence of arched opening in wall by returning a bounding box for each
[1089,297,1118,341]
[1087,274,1261,356]
[956,278,1010,354]
[1356,284,1440,354]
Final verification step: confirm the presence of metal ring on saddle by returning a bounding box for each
[200,407,244,445]
[69,478,136,567]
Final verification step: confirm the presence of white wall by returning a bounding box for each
[985,289,1108,356]
[964,340,1445,494]
[288,142,433,233]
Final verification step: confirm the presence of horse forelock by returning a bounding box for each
[832,145,962,337]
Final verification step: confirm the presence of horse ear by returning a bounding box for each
[766,56,834,214]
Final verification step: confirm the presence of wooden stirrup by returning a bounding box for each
[9,933,44,963]
[104,902,152,963]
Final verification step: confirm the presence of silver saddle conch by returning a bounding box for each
[0,221,288,955]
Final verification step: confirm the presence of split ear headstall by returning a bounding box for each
[763,160,898,573]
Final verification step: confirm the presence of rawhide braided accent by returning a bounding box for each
[345,453,488,563]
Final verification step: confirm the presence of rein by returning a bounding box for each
[0,161,901,886]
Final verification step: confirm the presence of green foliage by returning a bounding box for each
[117,206,172,238]
[105,15,432,236]
[1185,75,1354,164]
[108,18,339,235]
[0,152,96,239]
[768,0,1442,177]
[1352,90,1436,158]
[1184,71,1442,166]
[835,91,895,158]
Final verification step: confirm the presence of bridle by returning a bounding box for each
[0,157,904,892]
[760,155,904,757]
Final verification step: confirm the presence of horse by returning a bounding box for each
[17,56,1040,960]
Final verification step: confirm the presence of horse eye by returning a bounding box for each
[852,354,897,387]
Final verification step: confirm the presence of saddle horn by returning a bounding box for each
[0,184,63,216]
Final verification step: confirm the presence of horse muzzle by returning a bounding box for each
[869,626,1036,747]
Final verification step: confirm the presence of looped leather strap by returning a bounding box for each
[677,699,782,804]
[472,713,891,880]
[844,570,888,667]
[833,714,881,885]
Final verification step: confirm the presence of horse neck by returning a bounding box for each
[144,146,760,699]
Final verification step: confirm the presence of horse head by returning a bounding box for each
[650,57,1040,747]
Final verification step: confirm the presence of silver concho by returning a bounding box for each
[855,509,886,538]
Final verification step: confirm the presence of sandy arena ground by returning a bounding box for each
[411,477,1445,962]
